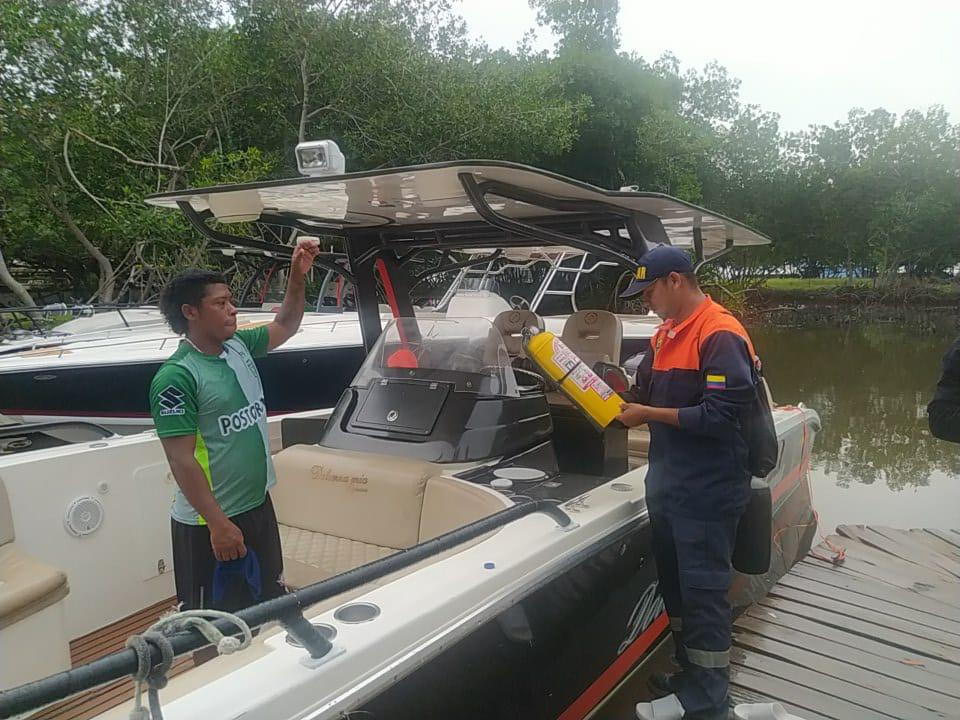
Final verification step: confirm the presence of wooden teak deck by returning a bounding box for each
[29,597,193,720]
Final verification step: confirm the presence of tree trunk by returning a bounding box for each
[298,51,311,144]
[44,196,116,302]
[0,241,37,307]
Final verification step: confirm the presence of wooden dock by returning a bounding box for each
[594,526,960,720]
[729,526,960,720]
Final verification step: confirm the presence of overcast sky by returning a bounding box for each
[455,0,959,132]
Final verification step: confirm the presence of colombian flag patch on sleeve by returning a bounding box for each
[706,374,727,389]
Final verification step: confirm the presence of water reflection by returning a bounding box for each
[750,320,960,530]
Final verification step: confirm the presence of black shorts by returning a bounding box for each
[171,494,285,611]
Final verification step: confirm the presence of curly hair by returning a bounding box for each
[159,269,228,335]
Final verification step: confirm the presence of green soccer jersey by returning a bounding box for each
[149,326,276,525]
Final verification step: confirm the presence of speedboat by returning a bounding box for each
[0,158,820,720]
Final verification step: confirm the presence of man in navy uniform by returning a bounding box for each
[617,245,761,720]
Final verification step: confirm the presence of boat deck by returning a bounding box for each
[595,526,960,720]
[29,597,193,720]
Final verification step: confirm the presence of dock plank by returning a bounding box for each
[733,631,958,713]
[766,583,960,648]
[729,665,889,720]
[925,529,960,552]
[735,615,960,699]
[732,649,945,720]
[801,550,958,605]
[741,605,960,684]
[756,595,960,665]
[597,526,960,720]
[908,529,960,562]
[839,525,960,579]
[788,561,960,622]
[775,573,960,637]
[824,531,957,584]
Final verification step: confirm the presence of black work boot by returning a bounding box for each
[648,670,683,696]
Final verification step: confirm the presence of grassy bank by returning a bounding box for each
[744,277,960,326]
[757,277,960,305]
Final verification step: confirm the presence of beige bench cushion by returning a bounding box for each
[271,445,509,589]
[279,525,396,584]
[420,476,508,542]
[272,446,437,550]
[0,545,69,630]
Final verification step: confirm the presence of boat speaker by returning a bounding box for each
[64,496,104,537]
[732,479,772,575]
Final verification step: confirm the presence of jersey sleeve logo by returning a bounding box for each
[157,385,187,416]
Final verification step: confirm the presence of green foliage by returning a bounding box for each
[1,0,957,305]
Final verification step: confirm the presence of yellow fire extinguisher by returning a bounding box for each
[523,327,624,430]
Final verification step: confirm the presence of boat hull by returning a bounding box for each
[359,521,661,720]
[0,345,367,428]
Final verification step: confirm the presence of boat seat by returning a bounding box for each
[561,310,623,369]
[628,428,651,469]
[0,481,69,631]
[270,445,509,589]
[0,479,71,688]
[493,310,544,358]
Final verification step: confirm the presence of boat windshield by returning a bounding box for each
[353,317,520,397]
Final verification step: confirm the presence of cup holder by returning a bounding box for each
[285,622,337,648]
[334,602,381,624]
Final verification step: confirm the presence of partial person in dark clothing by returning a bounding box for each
[928,336,960,443]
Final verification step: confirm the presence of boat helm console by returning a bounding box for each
[318,317,554,464]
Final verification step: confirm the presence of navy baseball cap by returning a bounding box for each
[620,245,694,298]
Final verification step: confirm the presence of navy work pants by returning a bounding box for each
[649,511,740,718]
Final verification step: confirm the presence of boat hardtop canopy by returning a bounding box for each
[146,161,769,262]
[147,160,770,349]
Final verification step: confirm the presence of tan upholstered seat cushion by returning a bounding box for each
[271,445,508,589]
[493,310,544,357]
[278,524,396,583]
[419,476,509,542]
[0,545,69,630]
[271,446,437,550]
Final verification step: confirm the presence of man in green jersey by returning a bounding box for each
[150,238,320,612]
